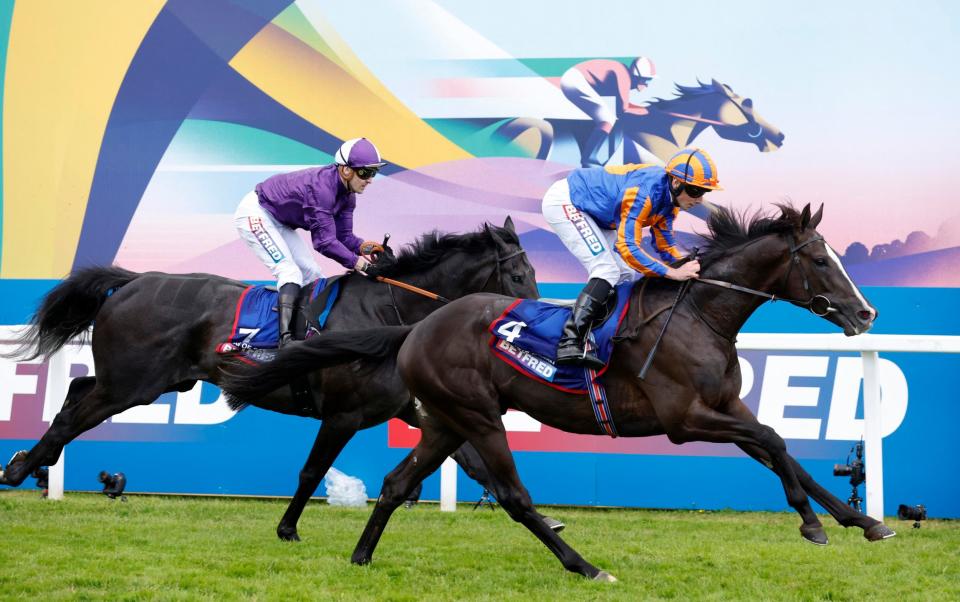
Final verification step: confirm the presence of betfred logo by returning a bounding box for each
[562,204,604,256]
[495,339,557,381]
[249,217,285,262]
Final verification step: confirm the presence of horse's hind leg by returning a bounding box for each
[0,378,156,486]
[464,425,613,581]
[351,423,464,566]
[1,376,95,485]
[276,412,362,541]
[451,442,565,532]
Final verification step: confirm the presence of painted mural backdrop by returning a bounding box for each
[1,1,958,515]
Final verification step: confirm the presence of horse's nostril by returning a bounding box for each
[857,310,873,322]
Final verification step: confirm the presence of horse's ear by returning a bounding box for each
[503,215,516,234]
[486,223,509,250]
[808,203,824,230]
[799,203,812,231]
[712,78,729,94]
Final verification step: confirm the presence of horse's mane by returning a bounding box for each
[647,79,725,109]
[697,204,801,267]
[382,225,518,277]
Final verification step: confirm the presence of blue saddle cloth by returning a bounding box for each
[488,282,632,393]
[227,279,339,349]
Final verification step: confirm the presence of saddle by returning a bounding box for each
[488,282,632,393]
[217,276,345,355]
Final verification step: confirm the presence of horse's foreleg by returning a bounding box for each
[465,426,611,581]
[276,412,361,542]
[351,423,464,567]
[0,378,135,486]
[727,400,894,541]
[673,399,826,544]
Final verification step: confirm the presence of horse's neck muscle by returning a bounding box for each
[689,241,788,337]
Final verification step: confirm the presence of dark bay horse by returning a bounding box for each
[221,204,895,581]
[0,218,544,541]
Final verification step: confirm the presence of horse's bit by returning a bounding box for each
[696,234,837,317]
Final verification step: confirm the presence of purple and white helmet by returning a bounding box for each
[334,137,386,168]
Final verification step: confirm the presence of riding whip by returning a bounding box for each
[638,250,698,380]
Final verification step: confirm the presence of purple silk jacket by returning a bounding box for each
[255,165,363,268]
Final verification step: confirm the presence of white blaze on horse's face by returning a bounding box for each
[800,237,877,336]
[823,243,877,334]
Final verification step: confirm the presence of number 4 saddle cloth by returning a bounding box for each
[488,282,632,394]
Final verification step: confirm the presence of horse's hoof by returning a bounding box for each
[864,523,896,541]
[351,554,371,566]
[0,450,28,485]
[543,515,565,533]
[593,570,617,582]
[800,525,829,546]
[277,530,300,542]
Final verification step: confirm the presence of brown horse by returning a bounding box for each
[221,204,895,581]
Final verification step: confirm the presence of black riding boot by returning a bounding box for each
[277,283,300,348]
[555,278,612,370]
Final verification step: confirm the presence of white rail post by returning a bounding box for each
[440,456,457,511]
[861,350,884,520]
[44,347,70,500]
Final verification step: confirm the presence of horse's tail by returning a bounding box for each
[3,266,141,360]
[219,325,414,410]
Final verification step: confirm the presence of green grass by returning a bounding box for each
[1,491,957,601]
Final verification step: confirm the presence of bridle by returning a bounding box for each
[639,232,836,375]
[478,248,528,296]
[382,247,527,325]
[695,233,836,317]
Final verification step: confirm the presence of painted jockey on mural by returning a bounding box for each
[542,148,721,368]
[234,137,390,346]
[560,56,657,167]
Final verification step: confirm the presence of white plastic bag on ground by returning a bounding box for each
[323,467,368,507]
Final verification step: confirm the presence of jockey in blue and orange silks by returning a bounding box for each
[541,148,722,368]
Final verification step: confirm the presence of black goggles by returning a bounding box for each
[353,166,380,180]
[684,184,709,198]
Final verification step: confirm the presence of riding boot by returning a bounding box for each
[555,278,612,370]
[277,283,300,348]
[581,128,610,167]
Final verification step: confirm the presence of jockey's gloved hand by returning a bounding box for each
[354,255,374,277]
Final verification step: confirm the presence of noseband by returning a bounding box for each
[696,234,836,317]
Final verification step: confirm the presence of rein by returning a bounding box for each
[693,234,836,317]
[636,233,835,375]
[376,248,527,323]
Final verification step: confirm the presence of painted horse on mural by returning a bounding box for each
[220,204,895,581]
[491,79,784,166]
[0,218,565,539]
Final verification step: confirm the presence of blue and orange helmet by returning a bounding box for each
[666,148,722,190]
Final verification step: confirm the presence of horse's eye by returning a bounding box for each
[814,257,828,267]
[511,275,523,283]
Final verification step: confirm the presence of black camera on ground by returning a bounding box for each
[98,471,127,500]
[898,504,927,528]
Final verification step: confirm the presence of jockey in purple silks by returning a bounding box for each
[234,137,386,346]
[541,148,722,368]
[560,56,657,167]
